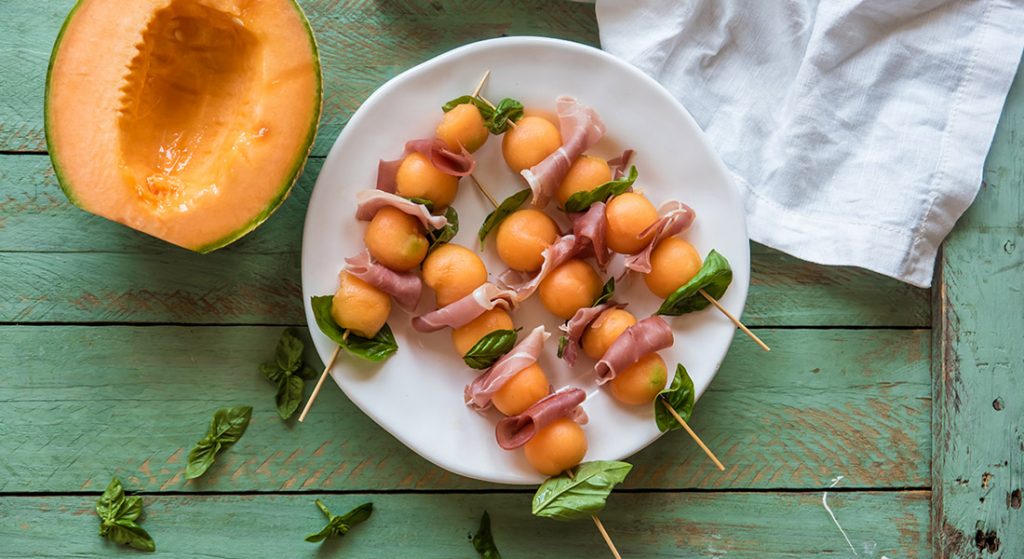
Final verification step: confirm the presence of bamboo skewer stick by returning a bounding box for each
[592,515,624,559]
[299,331,348,423]
[471,70,516,127]
[659,397,725,471]
[698,289,770,352]
[468,173,499,208]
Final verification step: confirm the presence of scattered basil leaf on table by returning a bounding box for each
[656,249,733,316]
[655,364,696,432]
[592,277,615,306]
[478,189,531,245]
[556,335,569,359]
[185,405,252,480]
[532,461,633,521]
[463,328,519,370]
[310,296,399,361]
[427,206,459,253]
[261,329,317,420]
[305,499,373,543]
[471,510,502,559]
[562,166,638,213]
[406,196,435,212]
[95,477,155,552]
[486,98,524,134]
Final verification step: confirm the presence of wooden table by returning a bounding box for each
[1,2,1020,557]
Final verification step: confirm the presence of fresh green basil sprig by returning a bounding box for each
[478,189,530,245]
[95,477,155,552]
[428,206,459,253]
[310,296,398,361]
[592,278,615,307]
[260,329,317,420]
[305,500,373,543]
[442,96,524,134]
[656,250,732,316]
[463,328,520,370]
[185,406,252,480]
[562,166,638,213]
[532,461,633,521]
[471,510,502,558]
[655,364,696,432]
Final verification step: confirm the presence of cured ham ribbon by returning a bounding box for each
[465,326,548,411]
[558,301,626,367]
[354,189,448,230]
[569,201,610,269]
[594,316,674,385]
[344,250,423,313]
[521,96,606,208]
[623,201,697,273]
[411,283,517,333]
[495,387,589,450]
[497,234,585,302]
[376,138,475,193]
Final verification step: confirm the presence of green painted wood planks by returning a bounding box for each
[0,491,928,558]
[0,326,929,493]
[933,56,1024,558]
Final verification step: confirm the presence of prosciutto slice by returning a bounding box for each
[521,96,606,208]
[497,234,584,302]
[495,388,589,450]
[344,250,422,313]
[465,326,549,411]
[594,316,674,385]
[623,201,697,273]
[355,189,448,230]
[569,201,610,269]
[411,283,517,333]
[376,138,476,192]
[559,301,626,366]
[607,149,635,180]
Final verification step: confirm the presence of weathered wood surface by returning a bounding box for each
[933,61,1024,559]
[0,491,929,558]
[0,326,929,493]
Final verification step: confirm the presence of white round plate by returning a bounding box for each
[302,37,749,485]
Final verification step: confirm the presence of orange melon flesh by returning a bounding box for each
[45,0,322,252]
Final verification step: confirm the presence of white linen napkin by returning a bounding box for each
[596,0,1023,287]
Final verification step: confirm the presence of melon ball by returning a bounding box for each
[502,116,562,173]
[582,308,637,361]
[608,353,669,405]
[538,259,603,320]
[556,155,612,206]
[523,107,559,127]
[491,363,550,416]
[605,192,659,254]
[523,417,588,476]
[364,206,428,272]
[495,209,560,272]
[644,237,702,298]
[436,103,489,153]
[395,151,459,209]
[422,244,487,307]
[331,272,391,339]
[451,308,514,356]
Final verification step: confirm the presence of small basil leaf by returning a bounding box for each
[310,295,348,346]
[442,95,495,120]
[556,335,569,359]
[471,511,502,558]
[562,166,639,213]
[96,478,155,551]
[185,439,220,480]
[486,98,524,135]
[310,296,399,361]
[121,495,144,523]
[338,502,374,526]
[407,197,435,212]
[463,329,519,370]
[428,207,459,253]
[593,277,615,306]
[260,361,283,383]
[655,364,696,432]
[276,374,305,421]
[103,520,156,552]
[297,364,318,381]
[531,461,633,521]
[656,250,733,316]
[96,477,126,520]
[276,328,305,373]
[478,189,530,245]
[185,406,252,480]
[306,500,373,543]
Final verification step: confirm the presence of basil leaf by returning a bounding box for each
[407,197,435,212]
[593,277,615,306]
[276,375,305,421]
[531,461,633,521]
[96,477,155,552]
[297,364,318,381]
[259,361,282,383]
[276,328,304,373]
[442,95,495,119]
[428,207,459,253]
[121,495,144,523]
[556,335,569,359]
[471,511,502,558]
[486,98,524,134]
[478,189,530,245]
[96,477,126,521]
[463,329,519,370]
[102,520,156,552]
[655,364,695,432]
[185,406,252,479]
[562,166,639,213]
[656,250,733,316]
[310,296,399,361]
[306,500,373,543]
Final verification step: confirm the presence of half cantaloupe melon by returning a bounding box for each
[45,0,322,252]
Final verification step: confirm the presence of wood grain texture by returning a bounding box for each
[0,491,928,558]
[0,326,929,493]
[933,61,1024,559]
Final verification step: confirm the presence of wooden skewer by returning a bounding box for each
[698,289,770,352]
[471,70,516,128]
[659,396,725,471]
[469,174,499,209]
[299,331,349,423]
[592,515,623,559]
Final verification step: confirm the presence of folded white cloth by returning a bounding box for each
[596,0,1023,287]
